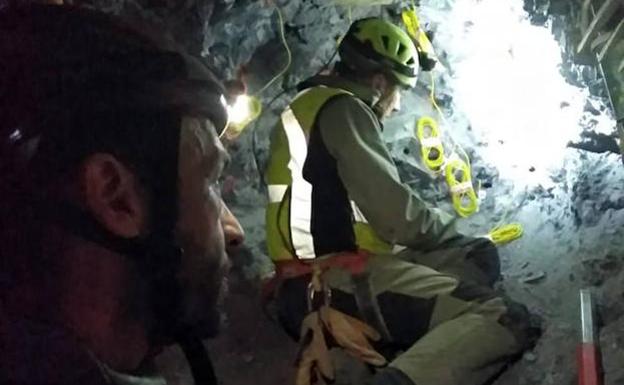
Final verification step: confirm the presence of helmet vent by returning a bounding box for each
[407,57,415,65]
[397,43,406,57]
[381,35,390,50]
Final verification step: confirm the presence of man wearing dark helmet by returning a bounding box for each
[0,3,244,384]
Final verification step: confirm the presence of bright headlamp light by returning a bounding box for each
[222,94,262,140]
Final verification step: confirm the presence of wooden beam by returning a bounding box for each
[577,0,621,54]
[598,18,624,62]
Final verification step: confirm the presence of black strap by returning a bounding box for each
[42,202,146,257]
[180,337,218,385]
[41,202,185,343]
[44,204,218,385]
[351,272,393,343]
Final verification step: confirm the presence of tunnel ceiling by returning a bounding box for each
[66,0,624,384]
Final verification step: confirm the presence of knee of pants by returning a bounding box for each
[389,313,519,385]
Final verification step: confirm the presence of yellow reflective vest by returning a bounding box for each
[265,86,393,262]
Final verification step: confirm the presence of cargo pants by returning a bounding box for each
[276,242,530,385]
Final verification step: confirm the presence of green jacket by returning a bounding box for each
[265,75,469,262]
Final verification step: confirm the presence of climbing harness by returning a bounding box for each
[262,252,389,385]
[269,252,390,341]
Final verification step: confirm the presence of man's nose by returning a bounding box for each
[393,91,402,112]
[221,202,244,253]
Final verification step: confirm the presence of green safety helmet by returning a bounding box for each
[339,18,419,88]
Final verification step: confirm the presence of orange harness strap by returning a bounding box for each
[276,252,368,278]
[261,252,369,310]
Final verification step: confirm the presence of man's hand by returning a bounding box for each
[295,311,335,385]
[295,306,388,385]
[320,306,387,367]
[466,238,501,286]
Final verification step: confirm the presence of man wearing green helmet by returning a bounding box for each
[264,17,538,385]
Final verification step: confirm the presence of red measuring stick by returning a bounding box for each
[578,289,602,385]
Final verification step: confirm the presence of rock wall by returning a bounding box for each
[523,0,610,99]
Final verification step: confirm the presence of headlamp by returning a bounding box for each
[222,94,262,140]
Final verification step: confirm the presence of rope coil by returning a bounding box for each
[403,6,522,244]
[416,116,445,171]
[488,223,524,245]
[444,158,478,218]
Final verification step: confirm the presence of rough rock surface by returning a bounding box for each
[74,0,623,384]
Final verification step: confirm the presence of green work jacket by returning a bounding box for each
[265,75,467,263]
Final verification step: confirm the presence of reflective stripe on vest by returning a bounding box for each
[268,184,288,203]
[281,107,315,260]
[351,201,368,224]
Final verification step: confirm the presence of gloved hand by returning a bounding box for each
[466,238,501,286]
[295,311,335,385]
[319,306,387,367]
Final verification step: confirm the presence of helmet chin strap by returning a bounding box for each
[179,336,218,385]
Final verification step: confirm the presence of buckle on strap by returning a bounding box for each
[307,266,331,312]
[271,253,393,342]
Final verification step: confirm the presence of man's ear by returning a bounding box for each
[370,73,389,94]
[81,153,146,238]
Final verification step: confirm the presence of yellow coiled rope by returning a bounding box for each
[403,6,522,242]
[404,5,484,220]
[429,71,481,217]
[416,116,445,172]
[488,223,524,245]
[401,7,436,64]
[444,158,479,218]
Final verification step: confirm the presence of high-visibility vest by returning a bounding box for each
[265,86,393,262]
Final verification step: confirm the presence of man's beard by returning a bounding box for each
[370,100,380,118]
[124,268,229,346]
[185,274,229,339]
[376,102,395,120]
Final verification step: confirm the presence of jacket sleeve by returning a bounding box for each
[317,95,473,251]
